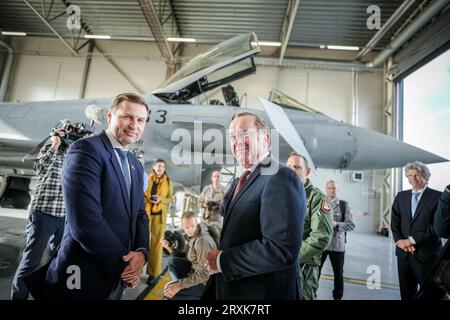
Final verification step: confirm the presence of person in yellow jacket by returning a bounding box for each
[145,159,173,283]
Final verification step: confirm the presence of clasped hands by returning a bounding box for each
[396,239,416,254]
[120,251,146,288]
[204,249,221,275]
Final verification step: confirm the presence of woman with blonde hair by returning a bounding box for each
[145,159,173,284]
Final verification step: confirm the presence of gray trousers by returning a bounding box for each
[11,209,65,300]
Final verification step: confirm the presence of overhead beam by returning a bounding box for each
[278,0,300,66]
[0,40,15,101]
[356,0,416,60]
[79,40,94,99]
[138,0,175,67]
[368,0,450,67]
[257,56,378,72]
[23,0,79,56]
[162,0,183,78]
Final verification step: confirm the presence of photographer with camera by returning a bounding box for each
[199,170,226,224]
[11,125,75,300]
[162,211,217,299]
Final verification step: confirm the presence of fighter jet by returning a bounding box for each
[0,33,447,208]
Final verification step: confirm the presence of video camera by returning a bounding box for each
[51,122,94,147]
[23,120,95,163]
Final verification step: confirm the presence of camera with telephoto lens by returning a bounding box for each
[207,200,220,212]
[162,230,186,255]
[51,122,94,146]
[163,230,178,249]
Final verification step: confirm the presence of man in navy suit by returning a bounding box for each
[203,112,306,300]
[24,93,150,299]
[391,161,441,300]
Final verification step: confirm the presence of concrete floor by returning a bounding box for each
[318,231,400,300]
[0,207,400,300]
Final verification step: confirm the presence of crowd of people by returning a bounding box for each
[10,92,449,301]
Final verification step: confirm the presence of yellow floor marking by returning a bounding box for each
[321,274,399,290]
[143,271,172,300]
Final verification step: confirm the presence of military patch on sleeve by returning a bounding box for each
[321,199,331,213]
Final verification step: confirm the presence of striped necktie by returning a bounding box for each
[116,149,131,199]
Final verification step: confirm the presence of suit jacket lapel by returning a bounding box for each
[128,154,139,219]
[223,178,238,215]
[220,178,238,243]
[221,162,266,240]
[405,190,412,224]
[100,133,131,217]
[227,166,261,214]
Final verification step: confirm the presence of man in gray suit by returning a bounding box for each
[319,180,355,300]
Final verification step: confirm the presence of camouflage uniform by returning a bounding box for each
[299,178,333,300]
[199,184,226,224]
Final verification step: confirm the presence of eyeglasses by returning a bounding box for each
[229,129,260,141]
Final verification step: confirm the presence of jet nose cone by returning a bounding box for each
[349,126,448,170]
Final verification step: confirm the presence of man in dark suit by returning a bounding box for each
[24,93,150,299]
[415,184,450,300]
[203,112,306,300]
[391,161,441,300]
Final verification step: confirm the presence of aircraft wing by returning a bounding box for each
[0,138,37,153]
[260,98,316,171]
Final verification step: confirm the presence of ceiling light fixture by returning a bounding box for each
[84,34,111,40]
[327,45,360,51]
[1,31,27,36]
[257,41,282,47]
[167,37,196,43]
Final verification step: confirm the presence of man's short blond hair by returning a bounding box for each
[181,211,197,221]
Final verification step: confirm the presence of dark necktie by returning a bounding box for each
[232,170,251,201]
[116,149,131,199]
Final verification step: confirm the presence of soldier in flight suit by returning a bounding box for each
[287,152,333,299]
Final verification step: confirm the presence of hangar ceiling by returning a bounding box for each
[0,0,448,70]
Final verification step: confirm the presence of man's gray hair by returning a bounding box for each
[405,161,431,183]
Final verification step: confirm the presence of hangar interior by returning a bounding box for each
[0,0,449,300]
